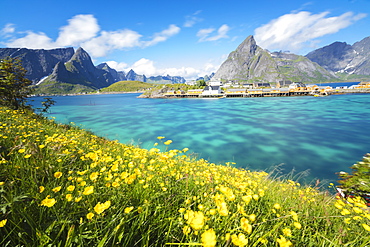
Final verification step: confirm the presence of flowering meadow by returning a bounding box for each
[0,107,369,246]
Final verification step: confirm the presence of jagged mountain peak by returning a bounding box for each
[235,35,258,54]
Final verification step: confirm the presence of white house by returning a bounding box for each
[202,86,221,95]
[209,80,223,86]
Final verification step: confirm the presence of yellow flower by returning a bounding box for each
[183,225,191,235]
[86,213,94,220]
[240,217,252,234]
[276,235,293,247]
[282,228,292,237]
[293,222,302,229]
[75,196,82,202]
[54,172,63,178]
[65,194,73,201]
[18,149,25,153]
[90,172,99,181]
[340,209,351,215]
[231,233,248,247]
[362,224,370,232]
[40,195,57,207]
[164,140,173,145]
[39,186,45,193]
[67,185,75,191]
[52,186,61,192]
[201,228,217,247]
[273,203,281,210]
[82,186,94,195]
[249,214,256,222]
[0,219,7,227]
[0,182,4,186]
[24,154,31,158]
[124,206,134,214]
[94,201,111,214]
[290,211,298,221]
[39,144,45,149]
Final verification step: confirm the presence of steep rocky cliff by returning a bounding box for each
[43,47,115,89]
[0,47,74,83]
[214,35,337,83]
[306,36,370,75]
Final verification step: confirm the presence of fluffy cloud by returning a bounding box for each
[56,14,99,47]
[197,24,230,42]
[82,29,142,57]
[3,14,180,58]
[108,58,218,80]
[254,11,367,53]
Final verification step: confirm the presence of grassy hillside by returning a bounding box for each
[33,81,95,95]
[0,107,369,246]
[100,80,154,92]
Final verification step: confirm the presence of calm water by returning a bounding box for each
[32,93,370,184]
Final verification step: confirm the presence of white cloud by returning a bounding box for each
[254,11,367,53]
[105,61,128,71]
[143,24,180,47]
[56,14,100,46]
[184,11,203,27]
[2,14,180,58]
[117,58,219,80]
[82,29,142,57]
[197,24,230,42]
[130,58,157,75]
[6,31,56,49]
[1,23,15,36]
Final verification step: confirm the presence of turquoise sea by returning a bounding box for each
[32,92,370,184]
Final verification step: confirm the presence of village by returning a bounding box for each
[163,80,370,98]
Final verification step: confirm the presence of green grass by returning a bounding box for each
[0,107,369,246]
[100,81,154,93]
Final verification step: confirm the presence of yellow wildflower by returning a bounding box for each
[0,182,4,186]
[24,154,31,158]
[86,213,94,220]
[40,195,57,207]
[340,209,351,215]
[240,217,252,234]
[67,185,75,191]
[231,233,248,247]
[290,211,298,221]
[39,144,45,149]
[273,203,281,210]
[0,219,7,227]
[94,201,111,214]
[75,196,82,202]
[276,235,292,247]
[183,225,191,235]
[39,186,45,193]
[164,140,172,145]
[65,194,73,201]
[124,206,134,214]
[89,172,99,181]
[249,214,256,222]
[186,211,204,230]
[293,222,302,229]
[82,186,94,195]
[52,186,61,192]
[362,224,370,232]
[282,228,292,237]
[54,172,63,178]
[201,228,217,247]
[217,201,229,216]
[18,149,25,153]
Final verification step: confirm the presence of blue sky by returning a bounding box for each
[1,0,369,80]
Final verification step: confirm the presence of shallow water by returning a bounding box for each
[32,93,370,183]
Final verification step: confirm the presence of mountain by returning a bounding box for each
[306,36,370,76]
[147,75,186,84]
[96,63,127,82]
[126,69,147,82]
[0,47,74,83]
[214,35,337,83]
[41,47,115,89]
